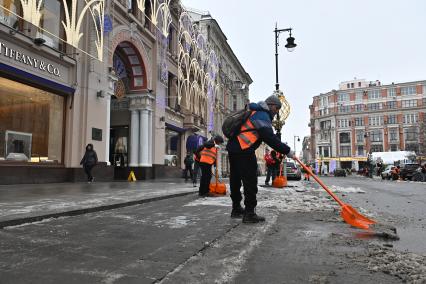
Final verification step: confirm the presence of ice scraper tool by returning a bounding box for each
[293,157,377,230]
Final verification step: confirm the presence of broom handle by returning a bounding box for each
[293,157,345,207]
[215,151,219,186]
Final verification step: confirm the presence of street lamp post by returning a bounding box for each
[272,23,296,140]
[293,135,300,154]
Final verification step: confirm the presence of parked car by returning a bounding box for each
[399,163,421,181]
[381,165,395,180]
[285,162,302,180]
[334,168,347,177]
[411,164,426,182]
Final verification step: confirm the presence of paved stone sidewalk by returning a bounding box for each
[0,179,198,228]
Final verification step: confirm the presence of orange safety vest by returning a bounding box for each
[237,111,259,150]
[199,147,217,165]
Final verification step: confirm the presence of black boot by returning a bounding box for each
[230,206,245,218]
[243,210,265,223]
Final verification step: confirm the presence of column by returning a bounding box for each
[129,110,139,167]
[105,95,111,165]
[139,109,150,166]
[148,110,153,165]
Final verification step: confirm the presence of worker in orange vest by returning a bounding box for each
[226,95,295,223]
[195,135,224,197]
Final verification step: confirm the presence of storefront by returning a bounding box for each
[165,123,185,167]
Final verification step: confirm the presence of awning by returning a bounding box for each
[165,122,186,133]
[186,134,207,151]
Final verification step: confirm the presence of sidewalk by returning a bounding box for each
[0,179,198,228]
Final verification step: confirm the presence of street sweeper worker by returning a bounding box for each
[226,95,295,223]
[195,135,224,197]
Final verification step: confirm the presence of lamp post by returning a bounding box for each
[293,135,300,154]
[272,23,296,140]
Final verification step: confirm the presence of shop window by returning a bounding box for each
[0,77,64,163]
[165,128,181,166]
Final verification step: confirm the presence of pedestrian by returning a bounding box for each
[195,135,224,197]
[304,164,312,181]
[80,143,98,183]
[226,95,295,223]
[183,152,194,181]
[264,148,277,186]
[192,152,200,187]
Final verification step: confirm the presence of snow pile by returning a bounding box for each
[154,216,194,229]
[366,245,426,283]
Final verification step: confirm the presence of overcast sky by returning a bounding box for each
[181,0,426,153]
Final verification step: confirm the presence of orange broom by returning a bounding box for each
[273,162,287,188]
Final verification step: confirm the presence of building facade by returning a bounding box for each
[309,79,426,172]
[187,9,252,177]
[0,0,251,184]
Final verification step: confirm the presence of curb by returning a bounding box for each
[0,190,197,229]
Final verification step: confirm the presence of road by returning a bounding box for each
[0,177,424,283]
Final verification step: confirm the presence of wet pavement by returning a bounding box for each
[0,176,425,283]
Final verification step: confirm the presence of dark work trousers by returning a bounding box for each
[229,152,258,212]
[265,165,277,184]
[199,163,213,195]
[83,164,95,181]
[183,166,193,181]
[193,161,200,184]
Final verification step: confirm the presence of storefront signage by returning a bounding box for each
[0,41,60,77]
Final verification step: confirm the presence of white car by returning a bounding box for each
[381,165,395,180]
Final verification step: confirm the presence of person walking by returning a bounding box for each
[80,143,98,183]
[226,95,295,223]
[183,152,194,181]
[195,135,224,197]
[304,164,312,181]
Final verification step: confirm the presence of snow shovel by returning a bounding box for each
[273,163,287,188]
[293,157,376,230]
[209,162,226,195]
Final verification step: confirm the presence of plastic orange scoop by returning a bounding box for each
[293,157,376,230]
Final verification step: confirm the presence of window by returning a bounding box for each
[355,91,363,101]
[351,83,354,88]
[0,77,64,163]
[388,88,396,97]
[389,129,398,142]
[386,101,397,109]
[423,98,426,106]
[338,93,349,102]
[354,104,364,112]
[347,83,350,88]
[340,146,351,157]
[354,117,364,126]
[404,128,418,141]
[38,0,65,49]
[358,82,362,87]
[403,113,418,124]
[405,143,419,153]
[367,103,382,110]
[402,100,418,108]
[357,145,364,156]
[339,105,350,113]
[390,144,398,151]
[356,131,364,143]
[320,120,331,130]
[387,115,397,124]
[339,132,350,143]
[368,116,383,126]
[370,130,383,142]
[371,144,383,152]
[338,119,349,128]
[401,86,416,95]
[233,95,237,111]
[0,0,21,29]
[368,89,381,100]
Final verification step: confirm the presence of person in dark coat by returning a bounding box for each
[183,152,194,181]
[226,95,295,223]
[80,143,98,183]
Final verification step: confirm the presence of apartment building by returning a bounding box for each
[309,79,426,171]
